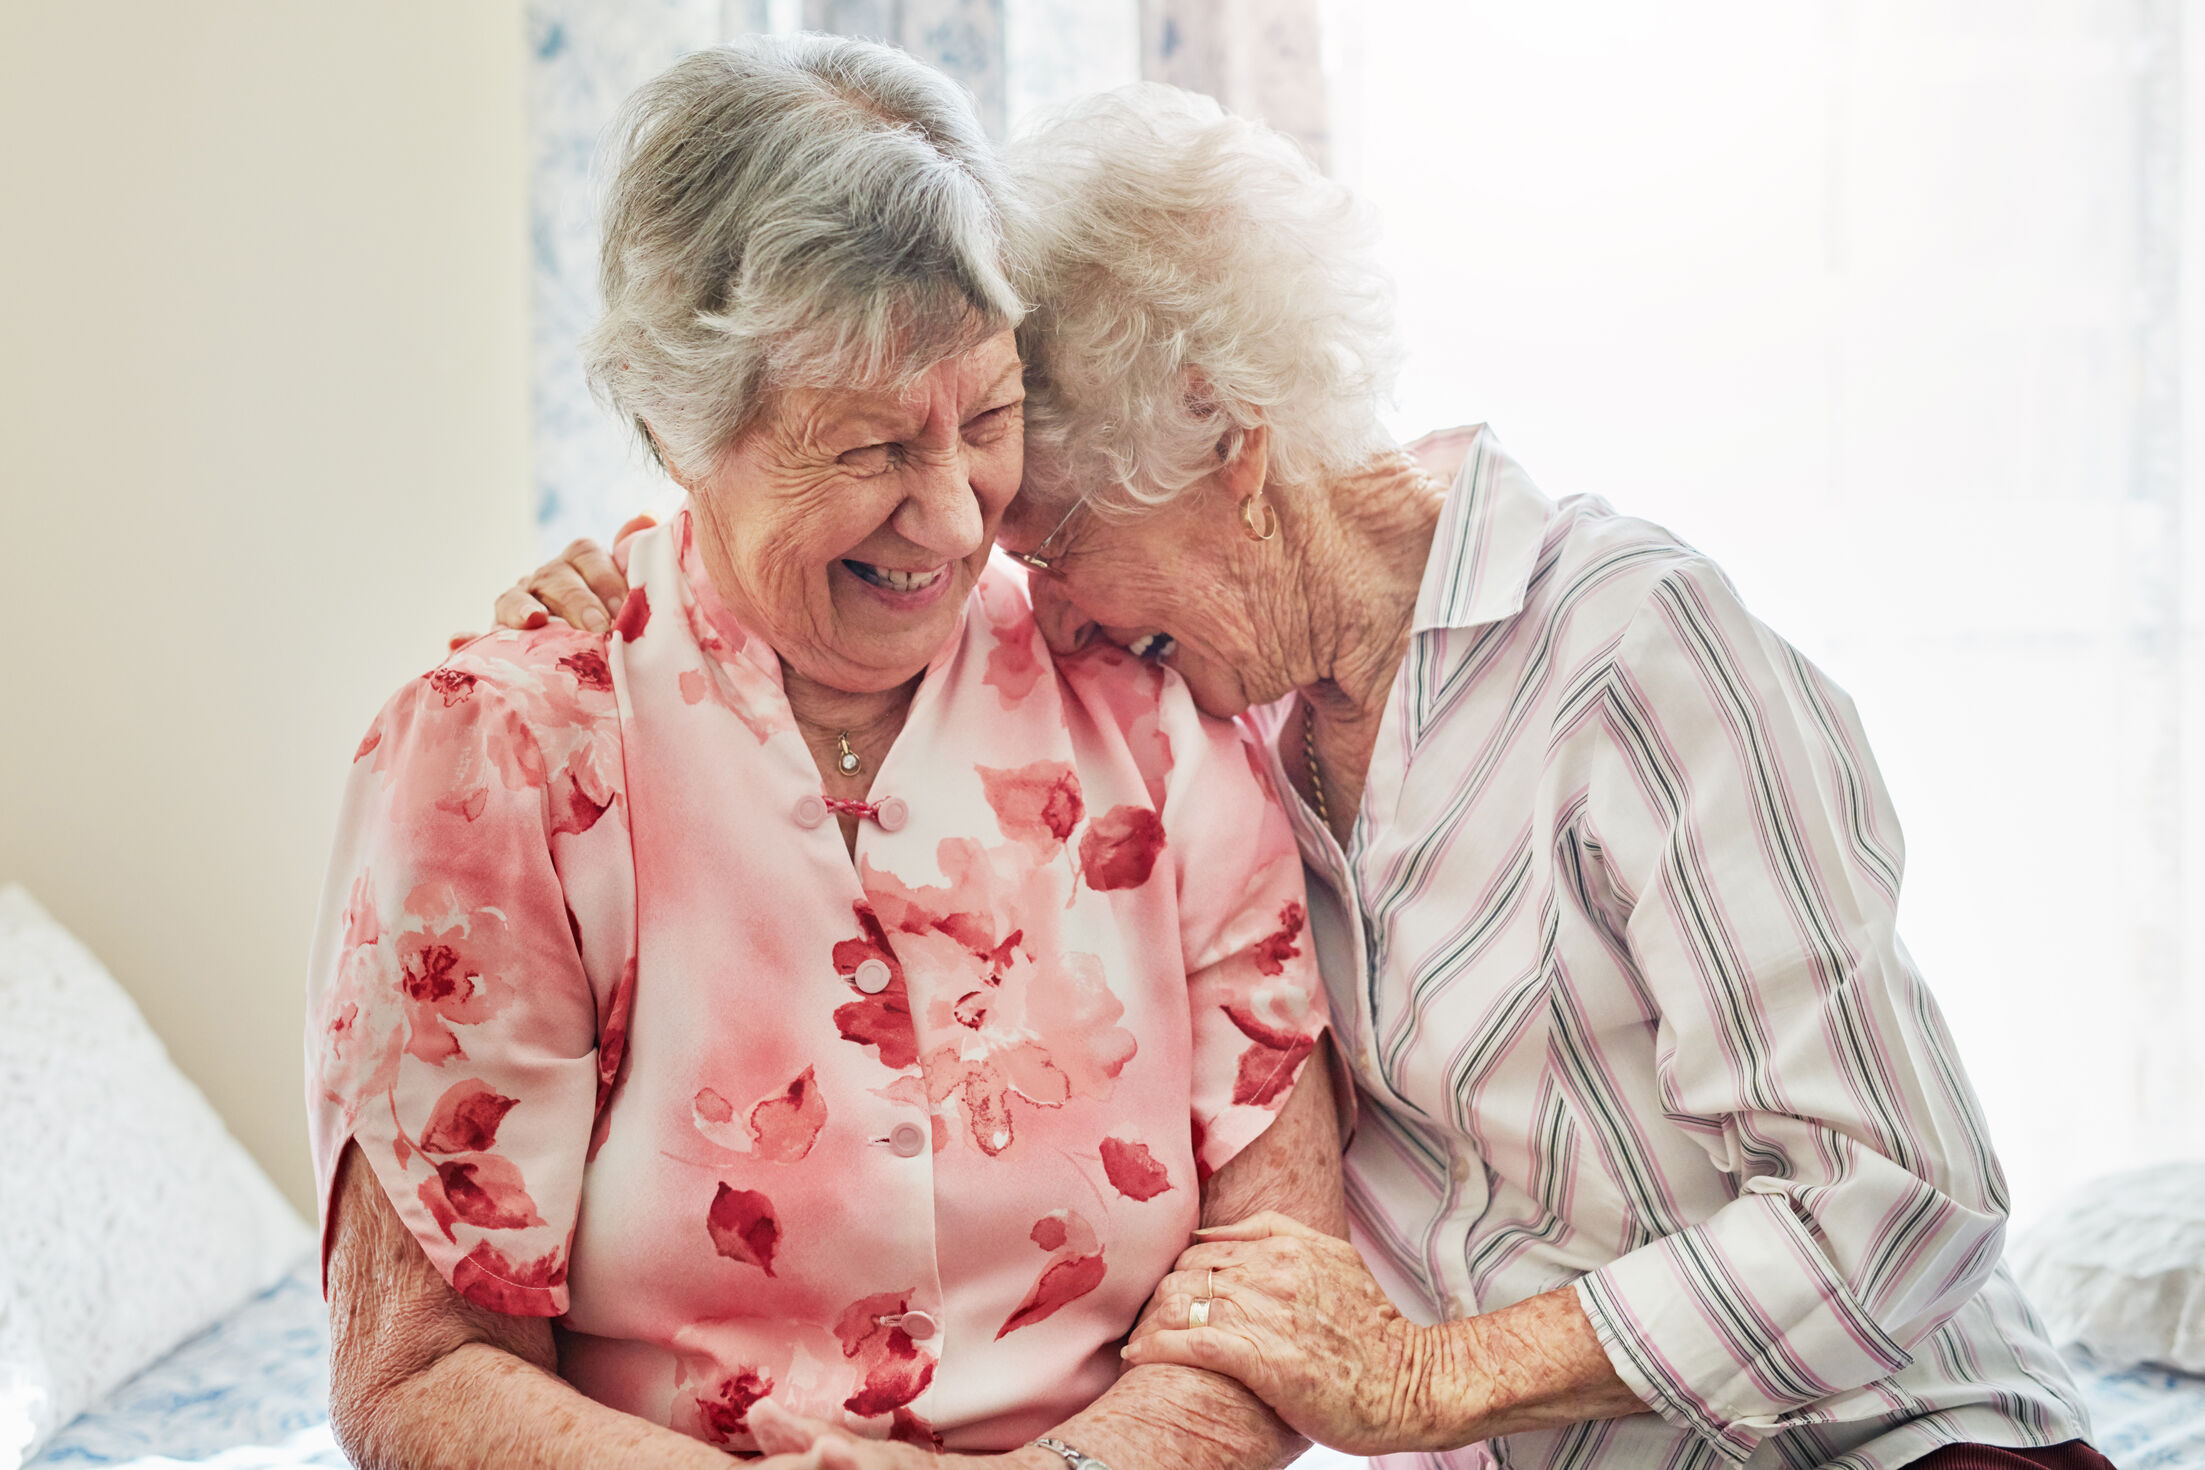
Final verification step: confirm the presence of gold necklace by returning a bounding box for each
[835,730,862,776]
[1301,699,1331,828]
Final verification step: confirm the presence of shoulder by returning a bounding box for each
[1504,494,1744,655]
[376,627,617,733]
[351,626,624,804]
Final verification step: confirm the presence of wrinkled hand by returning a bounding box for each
[1120,1211,1457,1456]
[447,513,654,650]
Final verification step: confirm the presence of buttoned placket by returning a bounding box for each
[701,584,956,1406]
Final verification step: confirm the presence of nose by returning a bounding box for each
[1028,571,1097,655]
[891,454,986,562]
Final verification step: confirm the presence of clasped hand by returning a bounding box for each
[1120,1210,1462,1456]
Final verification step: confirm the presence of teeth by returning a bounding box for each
[1127,633,1175,661]
[848,561,947,593]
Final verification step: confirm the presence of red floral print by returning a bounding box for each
[451,1240,567,1313]
[1251,899,1307,976]
[692,1367,773,1445]
[1079,805,1166,891]
[1225,996,1319,1108]
[977,761,1085,856]
[998,1210,1106,1338]
[392,884,521,1065]
[419,1154,545,1239]
[836,1291,938,1418]
[558,649,612,691]
[705,1183,781,1275]
[612,584,650,640]
[418,1078,519,1155]
[1098,1137,1174,1201]
[693,1066,826,1164]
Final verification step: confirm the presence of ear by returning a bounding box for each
[1214,422,1271,503]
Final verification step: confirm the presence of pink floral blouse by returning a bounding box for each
[305,511,1326,1454]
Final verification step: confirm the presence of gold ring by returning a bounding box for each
[1188,1296,1212,1329]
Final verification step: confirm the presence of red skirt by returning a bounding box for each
[1914,1441,2116,1470]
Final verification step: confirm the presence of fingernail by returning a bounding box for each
[524,611,547,629]
[607,594,625,617]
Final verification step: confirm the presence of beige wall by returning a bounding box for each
[0,2,535,1214]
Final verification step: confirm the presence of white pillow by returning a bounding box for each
[2012,1161,2205,1373]
[0,885,312,1468]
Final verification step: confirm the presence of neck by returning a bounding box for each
[782,668,918,766]
[1283,450,1444,728]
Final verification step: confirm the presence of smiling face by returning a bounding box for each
[1000,449,1304,721]
[683,330,1025,695]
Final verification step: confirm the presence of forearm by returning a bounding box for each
[1407,1287,1645,1449]
[337,1338,733,1470]
[1005,1362,1305,1470]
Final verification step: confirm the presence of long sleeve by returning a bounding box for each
[1571,560,2010,1462]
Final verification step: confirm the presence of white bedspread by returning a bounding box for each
[22,1258,338,1470]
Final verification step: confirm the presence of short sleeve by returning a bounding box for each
[1156,684,1331,1178]
[304,645,630,1316]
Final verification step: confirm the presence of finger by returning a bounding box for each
[1194,1209,1330,1244]
[1121,1325,1262,1383]
[562,537,631,618]
[493,583,552,631]
[527,561,612,632]
[748,1398,835,1455]
[1173,1238,1277,1273]
[613,512,659,543]
[1131,1279,1254,1345]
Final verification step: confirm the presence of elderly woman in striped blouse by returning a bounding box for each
[500,85,2106,1470]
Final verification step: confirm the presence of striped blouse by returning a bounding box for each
[1250,430,2088,1470]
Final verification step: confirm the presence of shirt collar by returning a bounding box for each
[1410,427,1558,635]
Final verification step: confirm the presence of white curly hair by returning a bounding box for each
[1006,84,1401,516]
[583,35,1025,481]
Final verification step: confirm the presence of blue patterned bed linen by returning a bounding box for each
[25,1256,340,1469]
[2062,1350,2205,1469]
[22,1258,2205,1469]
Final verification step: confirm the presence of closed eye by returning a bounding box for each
[839,442,898,475]
[963,401,1023,444]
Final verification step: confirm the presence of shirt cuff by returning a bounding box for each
[1574,1191,1912,1463]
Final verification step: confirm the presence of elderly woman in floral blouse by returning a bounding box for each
[308,39,1340,1470]
[510,84,2111,1470]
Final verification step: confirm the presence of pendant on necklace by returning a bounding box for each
[836,730,862,776]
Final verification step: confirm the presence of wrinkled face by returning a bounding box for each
[1000,481,1286,720]
[687,330,1025,695]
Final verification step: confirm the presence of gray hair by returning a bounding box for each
[1006,85,1400,515]
[584,35,1025,480]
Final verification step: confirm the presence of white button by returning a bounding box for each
[889,1122,927,1156]
[897,1310,938,1339]
[853,958,892,994]
[875,796,909,832]
[794,794,827,828]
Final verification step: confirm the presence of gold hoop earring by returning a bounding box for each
[1238,495,1279,542]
